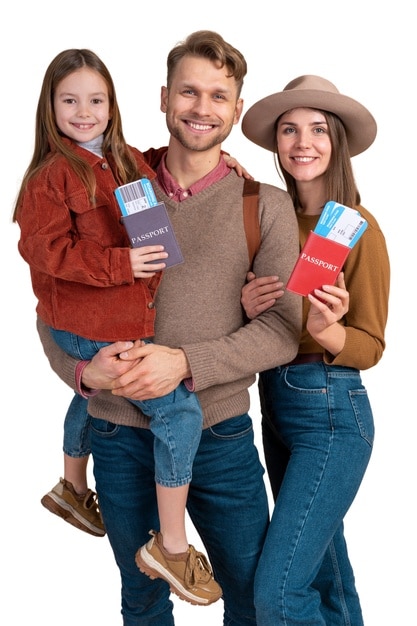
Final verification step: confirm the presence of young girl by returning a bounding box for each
[13,48,221,605]
[241,75,390,625]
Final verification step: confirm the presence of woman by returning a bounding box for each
[241,75,390,625]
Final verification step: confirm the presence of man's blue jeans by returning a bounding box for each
[90,413,269,626]
[255,362,374,626]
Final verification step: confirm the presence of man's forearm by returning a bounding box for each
[37,316,79,391]
[37,316,137,395]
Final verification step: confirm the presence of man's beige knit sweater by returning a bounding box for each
[37,171,301,429]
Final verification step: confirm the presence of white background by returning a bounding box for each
[2,2,414,624]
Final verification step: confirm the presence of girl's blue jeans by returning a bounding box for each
[255,361,374,626]
[91,413,269,625]
[50,327,202,487]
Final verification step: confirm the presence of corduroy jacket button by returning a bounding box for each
[148,302,155,309]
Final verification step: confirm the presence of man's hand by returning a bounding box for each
[241,271,284,319]
[112,342,191,400]
[82,340,140,390]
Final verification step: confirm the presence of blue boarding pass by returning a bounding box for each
[314,201,368,248]
[114,178,158,216]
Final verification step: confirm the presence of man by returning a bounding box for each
[37,30,301,625]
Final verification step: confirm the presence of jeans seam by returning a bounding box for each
[329,538,352,626]
[281,430,334,624]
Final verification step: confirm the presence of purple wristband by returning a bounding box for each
[75,360,101,399]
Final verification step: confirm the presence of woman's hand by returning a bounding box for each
[129,245,168,278]
[306,272,349,355]
[241,271,284,319]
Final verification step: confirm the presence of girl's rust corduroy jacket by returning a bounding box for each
[16,140,161,342]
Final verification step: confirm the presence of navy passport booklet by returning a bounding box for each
[115,179,184,269]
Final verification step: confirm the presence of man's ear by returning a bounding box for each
[160,86,168,113]
[234,98,244,125]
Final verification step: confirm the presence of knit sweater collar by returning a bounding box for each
[156,152,230,202]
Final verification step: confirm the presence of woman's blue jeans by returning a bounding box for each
[90,413,269,625]
[50,327,202,487]
[255,362,374,626]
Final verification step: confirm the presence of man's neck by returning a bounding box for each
[165,139,222,189]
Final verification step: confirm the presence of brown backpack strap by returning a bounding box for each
[243,179,261,267]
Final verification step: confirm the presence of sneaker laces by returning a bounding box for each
[184,546,214,587]
[83,489,100,514]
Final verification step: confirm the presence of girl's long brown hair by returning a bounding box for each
[13,48,142,221]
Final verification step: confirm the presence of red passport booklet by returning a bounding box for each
[286,231,350,297]
[121,202,184,268]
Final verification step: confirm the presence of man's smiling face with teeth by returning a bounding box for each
[161,55,243,152]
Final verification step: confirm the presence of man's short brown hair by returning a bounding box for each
[166,30,247,97]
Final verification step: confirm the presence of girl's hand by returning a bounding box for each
[129,245,168,277]
[241,271,284,319]
[223,154,254,180]
[306,272,349,355]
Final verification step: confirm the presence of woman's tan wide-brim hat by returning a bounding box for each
[241,75,377,157]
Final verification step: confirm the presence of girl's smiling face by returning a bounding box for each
[54,67,111,142]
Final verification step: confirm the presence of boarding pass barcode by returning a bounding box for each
[347,219,365,240]
[115,178,158,216]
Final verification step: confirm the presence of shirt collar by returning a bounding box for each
[156,153,230,201]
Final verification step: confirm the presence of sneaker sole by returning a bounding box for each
[41,492,106,537]
[135,546,222,606]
